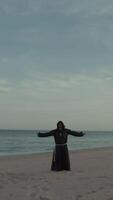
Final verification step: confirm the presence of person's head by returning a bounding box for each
[57,121,65,130]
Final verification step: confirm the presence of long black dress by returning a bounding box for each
[38,129,84,171]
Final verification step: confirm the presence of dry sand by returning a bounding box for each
[0,147,113,200]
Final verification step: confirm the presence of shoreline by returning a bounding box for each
[0,145,113,158]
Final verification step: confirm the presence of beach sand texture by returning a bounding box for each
[0,148,113,200]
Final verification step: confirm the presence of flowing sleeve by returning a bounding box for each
[67,129,85,137]
[37,130,55,137]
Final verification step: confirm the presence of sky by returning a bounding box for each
[0,0,113,130]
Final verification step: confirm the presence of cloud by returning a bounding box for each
[0,0,113,68]
[0,0,113,129]
[0,69,113,129]
[1,57,9,63]
[0,0,113,17]
[0,79,12,93]
[17,69,113,105]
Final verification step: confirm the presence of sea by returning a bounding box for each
[0,130,113,156]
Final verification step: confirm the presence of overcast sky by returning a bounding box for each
[0,0,113,130]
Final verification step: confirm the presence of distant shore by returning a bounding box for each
[0,147,113,200]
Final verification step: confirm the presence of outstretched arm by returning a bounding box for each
[37,130,55,137]
[67,129,85,137]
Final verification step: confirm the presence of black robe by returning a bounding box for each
[38,129,84,171]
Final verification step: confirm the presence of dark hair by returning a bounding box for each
[57,121,65,130]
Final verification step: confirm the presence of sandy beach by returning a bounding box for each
[0,148,113,200]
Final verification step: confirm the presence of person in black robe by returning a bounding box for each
[38,121,85,171]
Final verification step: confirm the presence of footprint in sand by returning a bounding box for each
[39,196,51,200]
[91,190,96,194]
[32,185,38,189]
[106,198,113,200]
[0,185,3,189]
[9,193,13,197]
[41,186,49,191]
[30,191,37,198]
[76,194,83,200]
[99,186,105,190]
[77,170,84,174]
[28,184,49,198]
